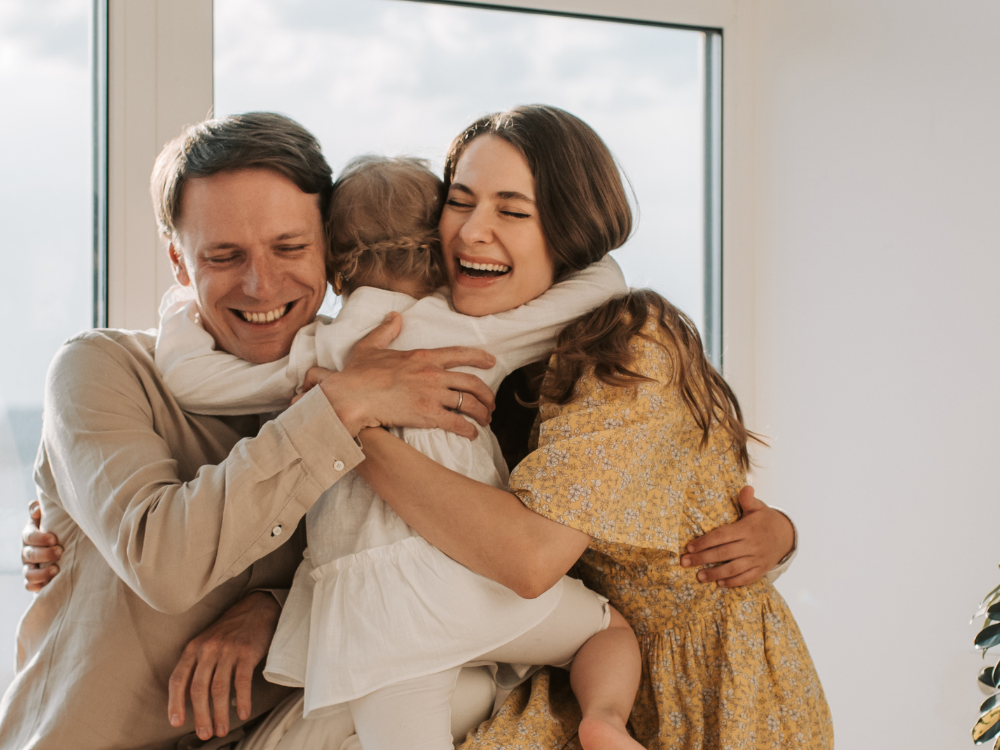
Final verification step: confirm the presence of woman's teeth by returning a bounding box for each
[238,304,290,324]
[458,258,511,276]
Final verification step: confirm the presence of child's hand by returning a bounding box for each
[22,500,61,592]
[291,366,332,405]
[680,486,795,588]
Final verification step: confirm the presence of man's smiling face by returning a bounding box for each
[168,168,328,363]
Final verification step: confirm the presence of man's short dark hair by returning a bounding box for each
[151,112,334,239]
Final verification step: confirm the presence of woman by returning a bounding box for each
[353,104,834,749]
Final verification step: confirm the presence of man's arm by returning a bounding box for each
[167,591,281,740]
[35,320,496,609]
[42,335,364,614]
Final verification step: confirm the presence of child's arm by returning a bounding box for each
[475,255,629,371]
[154,287,310,415]
[388,256,628,383]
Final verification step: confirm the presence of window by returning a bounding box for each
[0,0,97,694]
[214,0,721,347]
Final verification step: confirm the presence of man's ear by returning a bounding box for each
[168,242,191,286]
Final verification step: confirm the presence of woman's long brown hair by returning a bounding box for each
[539,289,762,471]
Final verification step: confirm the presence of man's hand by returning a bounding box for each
[167,591,281,741]
[306,312,497,439]
[680,486,795,588]
[22,500,61,592]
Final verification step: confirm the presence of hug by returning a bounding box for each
[3,106,832,749]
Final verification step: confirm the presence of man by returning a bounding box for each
[0,112,496,749]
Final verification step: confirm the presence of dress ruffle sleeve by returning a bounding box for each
[507,330,740,553]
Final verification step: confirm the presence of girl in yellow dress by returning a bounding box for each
[357,104,833,749]
[483,290,833,749]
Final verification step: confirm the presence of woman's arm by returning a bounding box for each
[44,338,363,615]
[359,430,797,595]
[355,426,590,599]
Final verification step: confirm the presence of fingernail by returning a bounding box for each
[216,723,227,736]
[170,714,180,727]
[680,557,690,568]
[53,546,63,559]
[239,708,249,720]
[686,544,694,553]
[697,571,706,582]
[197,727,211,740]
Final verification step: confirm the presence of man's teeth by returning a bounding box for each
[238,304,290,324]
[458,259,511,273]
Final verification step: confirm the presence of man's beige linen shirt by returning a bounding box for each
[0,329,364,750]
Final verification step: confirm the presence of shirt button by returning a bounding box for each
[334,460,345,472]
[271,525,282,537]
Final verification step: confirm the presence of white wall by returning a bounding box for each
[746,1,1000,747]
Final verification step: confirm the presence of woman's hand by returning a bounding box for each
[680,486,795,588]
[167,591,281,740]
[22,500,61,592]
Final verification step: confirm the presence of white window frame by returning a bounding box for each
[105,0,213,332]
[104,0,757,425]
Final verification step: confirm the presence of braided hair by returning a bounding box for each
[327,155,446,294]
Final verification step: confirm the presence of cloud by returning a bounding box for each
[215,0,709,321]
[0,0,89,71]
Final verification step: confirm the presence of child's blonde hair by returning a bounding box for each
[327,155,446,294]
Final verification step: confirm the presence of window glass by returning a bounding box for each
[0,0,94,693]
[215,0,709,324]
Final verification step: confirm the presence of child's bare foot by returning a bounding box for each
[578,713,644,750]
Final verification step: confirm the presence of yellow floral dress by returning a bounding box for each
[460,321,833,749]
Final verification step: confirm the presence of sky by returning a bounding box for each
[0,0,92,572]
[0,0,92,410]
[215,0,708,322]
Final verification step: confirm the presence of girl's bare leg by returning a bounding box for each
[571,607,644,750]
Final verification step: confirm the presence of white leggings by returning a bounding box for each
[240,576,609,750]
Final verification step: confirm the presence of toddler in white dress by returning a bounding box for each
[156,156,636,750]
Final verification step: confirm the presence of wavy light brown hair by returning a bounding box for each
[444,105,633,281]
[540,289,759,470]
[327,155,446,294]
